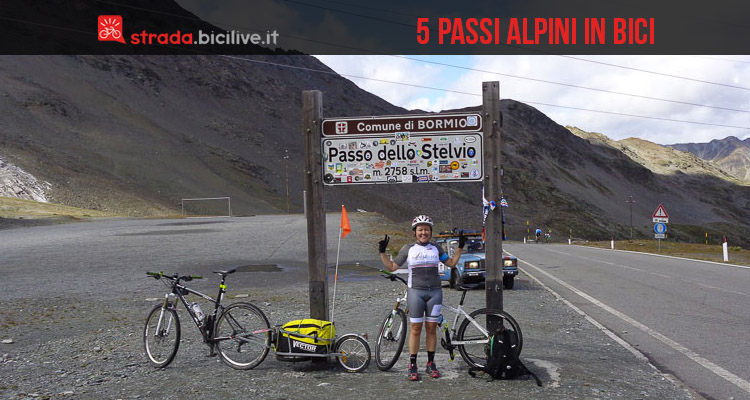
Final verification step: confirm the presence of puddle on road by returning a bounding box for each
[117,229,221,236]
[235,264,283,273]
[336,263,376,272]
[228,263,380,281]
[157,221,235,227]
[332,263,381,280]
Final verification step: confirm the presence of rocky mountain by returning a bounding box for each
[669,136,750,182]
[1,54,749,245]
[570,129,740,183]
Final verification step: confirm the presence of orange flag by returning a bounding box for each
[340,205,351,238]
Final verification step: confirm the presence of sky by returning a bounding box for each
[315,55,750,145]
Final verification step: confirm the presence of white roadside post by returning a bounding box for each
[723,237,729,262]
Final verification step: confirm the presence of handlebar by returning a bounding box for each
[146,271,203,281]
[380,269,407,285]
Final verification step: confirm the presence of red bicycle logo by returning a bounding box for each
[98,15,125,43]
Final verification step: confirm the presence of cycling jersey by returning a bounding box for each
[393,242,448,289]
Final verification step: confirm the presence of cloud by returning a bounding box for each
[315,55,446,109]
[316,55,750,145]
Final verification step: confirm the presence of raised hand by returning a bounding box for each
[458,230,467,249]
[378,234,390,253]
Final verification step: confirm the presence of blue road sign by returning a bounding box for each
[654,223,667,234]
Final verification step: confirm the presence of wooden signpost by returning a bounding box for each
[302,82,503,320]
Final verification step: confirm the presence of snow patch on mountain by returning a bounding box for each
[0,156,50,202]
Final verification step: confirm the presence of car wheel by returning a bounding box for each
[449,269,457,289]
[503,276,515,290]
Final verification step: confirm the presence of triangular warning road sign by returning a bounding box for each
[652,204,669,218]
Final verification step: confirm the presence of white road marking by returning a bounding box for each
[695,283,749,297]
[513,255,750,395]
[515,260,650,363]
[615,264,647,273]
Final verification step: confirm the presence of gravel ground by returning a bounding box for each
[0,275,696,399]
[0,214,698,399]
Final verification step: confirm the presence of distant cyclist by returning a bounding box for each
[535,228,542,243]
[378,215,465,381]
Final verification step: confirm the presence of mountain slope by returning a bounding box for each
[669,137,750,182]
[0,55,404,216]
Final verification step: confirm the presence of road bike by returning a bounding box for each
[375,270,523,370]
[439,283,523,369]
[143,269,271,370]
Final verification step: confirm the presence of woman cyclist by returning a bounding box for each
[378,215,465,381]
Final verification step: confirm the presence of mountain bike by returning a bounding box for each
[374,270,409,371]
[143,269,271,370]
[376,270,523,370]
[439,283,523,369]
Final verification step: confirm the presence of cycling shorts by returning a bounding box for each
[406,287,442,323]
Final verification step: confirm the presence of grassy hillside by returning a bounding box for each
[0,196,114,218]
[0,196,118,229]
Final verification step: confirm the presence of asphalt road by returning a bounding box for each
[0,215,377,300]
[505,242,750,400]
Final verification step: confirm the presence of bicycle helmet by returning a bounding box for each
[411,215,433,230]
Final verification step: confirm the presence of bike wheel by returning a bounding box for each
[375,308,407,371]
[336,334,371,373]
[456,308,523,369]
[143,304,180,368]
[214,302,271,370]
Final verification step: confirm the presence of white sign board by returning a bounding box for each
[322,113,482,136]
[655,233,666,239]
[321,133,483,185]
